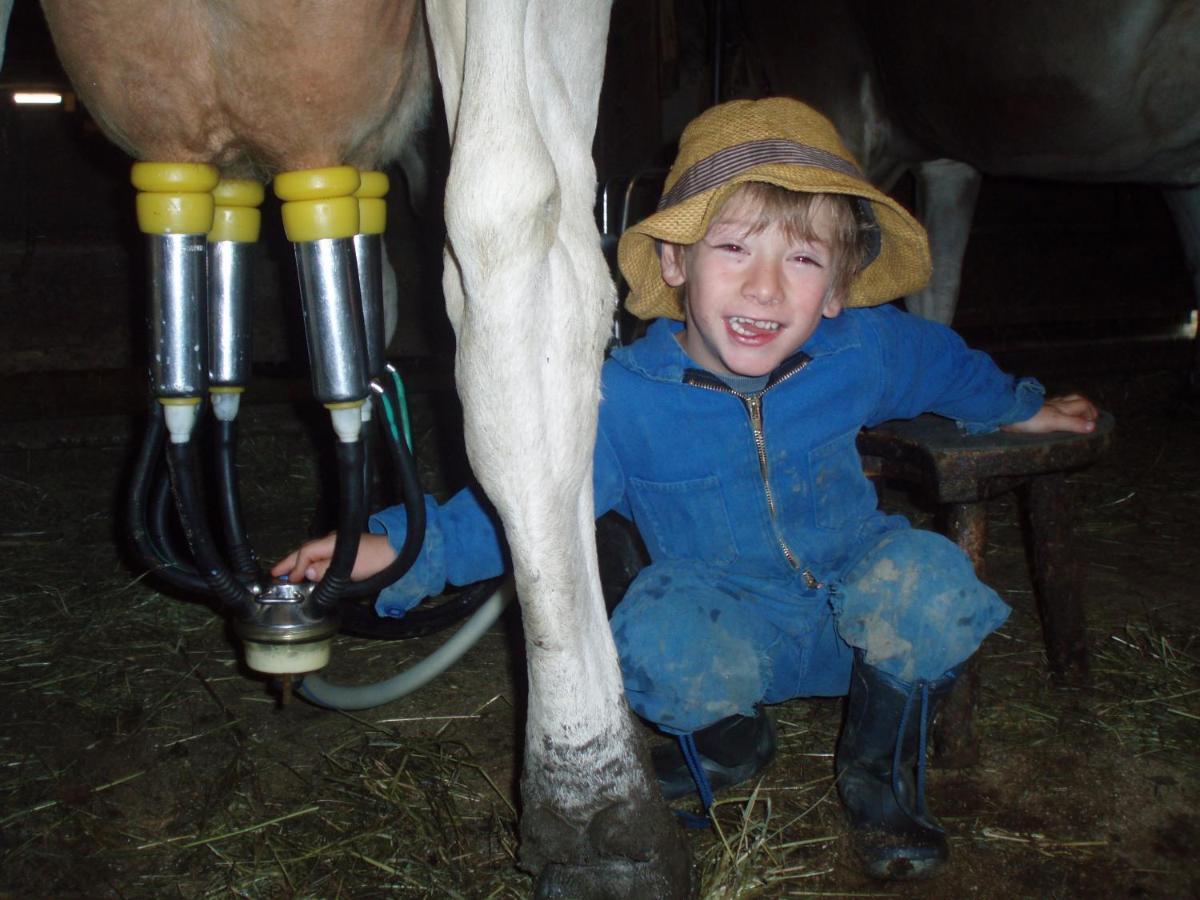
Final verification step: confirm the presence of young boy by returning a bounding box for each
[274,98,1097,880]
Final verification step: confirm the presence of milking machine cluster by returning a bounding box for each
[125,162,503,706]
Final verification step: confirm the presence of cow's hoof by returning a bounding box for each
[533,855,696,900]
[521,792,695,899]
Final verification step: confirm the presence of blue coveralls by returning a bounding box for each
[369,305,1045,734]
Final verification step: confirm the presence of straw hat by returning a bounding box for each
[618,97,931,321]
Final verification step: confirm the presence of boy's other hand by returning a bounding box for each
[270,532,397,584]
[1002,393,1099,435]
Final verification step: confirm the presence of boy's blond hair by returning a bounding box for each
[688,181,875,306]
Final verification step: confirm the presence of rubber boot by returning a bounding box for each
[836,651,958,880]
[652,708,777,802]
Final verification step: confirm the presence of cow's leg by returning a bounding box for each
[1162,185,1200,388]
[0,0,12,71]
[906,159,982,324]
[425,1,692,896]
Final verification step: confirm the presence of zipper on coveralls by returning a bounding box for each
[683,355,821,588]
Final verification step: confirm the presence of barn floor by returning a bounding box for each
[1,365,1197,898]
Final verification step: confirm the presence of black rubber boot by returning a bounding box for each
[836,651,958,880]
[653,708,777,802]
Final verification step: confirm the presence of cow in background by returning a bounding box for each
[0,0,11,71]
[734,0,1200,339]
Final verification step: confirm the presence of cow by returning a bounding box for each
[0,0,10,72]
[735,0,1200,335]
[29,1,691,896]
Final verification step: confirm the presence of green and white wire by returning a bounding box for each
[386,363,413,452]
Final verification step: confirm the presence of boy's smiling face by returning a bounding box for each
[661,192,843,378]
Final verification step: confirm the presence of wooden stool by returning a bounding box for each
[856,411,1114,766]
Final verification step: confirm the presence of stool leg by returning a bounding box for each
[933,500,986,767]
[1024,472,1090,683]
[945,499,989,576]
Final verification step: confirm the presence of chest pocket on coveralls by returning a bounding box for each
[808,428,876,530]
[628,475,739,565]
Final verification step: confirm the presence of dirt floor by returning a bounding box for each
[1,367,1198,899]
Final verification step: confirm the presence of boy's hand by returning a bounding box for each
[270,532,397,584]
[1002,393,1099,435]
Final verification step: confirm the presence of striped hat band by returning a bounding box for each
[658,139,865,211]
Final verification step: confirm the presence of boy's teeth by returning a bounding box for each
[729,316,780,336]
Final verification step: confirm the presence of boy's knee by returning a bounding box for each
[841,529,981,608]
[612,563,771,732]
[621,631,766,733]
[834,528,1010,682]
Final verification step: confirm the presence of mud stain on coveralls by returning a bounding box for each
[855,613,915,679]
[833,529,1011,684]
[850,556,919,680]
[613,565,771,731]
[645,625,765,728]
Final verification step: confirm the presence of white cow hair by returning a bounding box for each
[0,0,11,73]
[425,0,651,812]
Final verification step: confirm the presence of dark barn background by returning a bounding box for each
[1,1,1197,897]
[1,0,1194,397]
